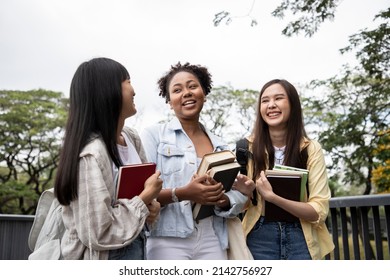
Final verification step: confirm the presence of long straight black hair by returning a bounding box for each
[55,57,129,205]
[252,79,308,179]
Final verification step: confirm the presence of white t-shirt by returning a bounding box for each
[113,132,142,188]
[274,146,285,165]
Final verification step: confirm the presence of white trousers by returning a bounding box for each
[146,216,227,260]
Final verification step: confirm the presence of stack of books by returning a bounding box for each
[192,150,240,221]
[264,164,308,222]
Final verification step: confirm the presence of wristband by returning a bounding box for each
[171,187,179,203]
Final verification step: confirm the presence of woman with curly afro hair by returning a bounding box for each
[140,62,247,260]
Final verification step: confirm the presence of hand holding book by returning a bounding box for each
[192,150,241,221]
[255,170,296,222]
[256,165,309,222]
[116,163,162,205]
[255,171,276,201]
[204,174,230,209]
[139,170,163,205]
[190,173,225,205]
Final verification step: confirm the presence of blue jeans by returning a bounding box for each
[247,216,311,260]
[108,233,145,260]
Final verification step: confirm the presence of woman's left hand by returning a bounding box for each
[232,174,256,197]
[215,193,230,209]
[146,199,160,225]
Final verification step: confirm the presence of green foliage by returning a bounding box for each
[0,179,38,214]
[302,9,390,195]
[213,2,389,195]
[371,130,390,193]
[303,70,389,195]
[340,8,390,79]
[200,85,258,143]
[0,89,68,214]
[272,0,340,37]
[214,0,340,37]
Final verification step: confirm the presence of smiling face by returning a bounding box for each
[260,83,291,131]
[120,78,136,119]
[168,71,205,120]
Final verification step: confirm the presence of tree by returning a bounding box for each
[200,85,259,143]
[340,9,390,79]
[371,129,390,193]
[303,71,389,194]
[214,2,390,194]
[302,9,390,194]
[0,90,68,214]
[214,0,341,37]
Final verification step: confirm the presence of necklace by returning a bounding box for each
[274,146,285,164]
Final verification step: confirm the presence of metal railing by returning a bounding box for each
[1,194,389,260]
[327,194,390,260]
[0,214,34,260]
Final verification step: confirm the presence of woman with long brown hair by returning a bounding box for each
[234,79,334,260]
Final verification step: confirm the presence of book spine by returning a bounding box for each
[300,173,308,202]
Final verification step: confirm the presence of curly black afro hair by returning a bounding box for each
[157,62,213,103]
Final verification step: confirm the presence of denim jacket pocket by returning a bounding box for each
[157,144,184,175]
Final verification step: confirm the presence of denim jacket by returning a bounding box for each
[140,117,247,249]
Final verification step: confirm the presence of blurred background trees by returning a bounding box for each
[0,90,67,214]
[211,1,390,195]
[1,1,388,214]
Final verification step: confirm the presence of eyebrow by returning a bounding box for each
[171,79,197,87]
[261,92,286,99]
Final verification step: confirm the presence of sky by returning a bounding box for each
[0,0,388,130]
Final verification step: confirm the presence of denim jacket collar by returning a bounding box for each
[166,117,228,151]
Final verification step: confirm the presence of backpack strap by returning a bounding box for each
[236,138,251,176]
[235,138,257,206]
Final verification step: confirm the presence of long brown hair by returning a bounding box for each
[252,79,308,179]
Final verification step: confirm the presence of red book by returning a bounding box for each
[116,163,156,199]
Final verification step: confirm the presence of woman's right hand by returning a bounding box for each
[183,173,224,205]
[139,171,163,205]
[255,171,275,202]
